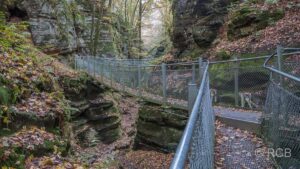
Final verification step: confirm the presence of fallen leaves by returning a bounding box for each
[214,120,274,169]
[119,150,174,169]
[209,0,300,56]
[0,127,56,151]
[25,155,84,169]
[13,92,63,118]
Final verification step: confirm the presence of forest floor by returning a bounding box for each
[215,121,274,169]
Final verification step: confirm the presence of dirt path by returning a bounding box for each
[214,121,274,169]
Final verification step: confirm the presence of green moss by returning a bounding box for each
[0,128,14,137]
[60,72,91,94]
[0,139,68,168]
[228,5,284,40]
[216,50,231,60]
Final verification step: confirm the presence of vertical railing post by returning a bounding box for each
[110,62,113,87]
[93,57,96,77]
[192,63,196,83]
[188,83,198,113]
[88,56,91,74]
[277,45,283,85]
[189,59,202,113]
[122,64,126,92]
[162,63,167,104]
[138,64,142,97]
[74,56,77,70]
[100,60,104,82]
[199,57,203,80]
[234,56,239,107]
[99,59,103,82]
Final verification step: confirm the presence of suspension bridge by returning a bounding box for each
[75,46,300,169]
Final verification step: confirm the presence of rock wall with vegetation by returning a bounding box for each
[170,0,299,59]
[171,0,230,58]
[135,101,188,152]
[0,14,122,167]
[0,0,118,58]
[59,73,121,146]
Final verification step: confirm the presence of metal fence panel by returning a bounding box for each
[209,58,269,110]
[262,47,300,168]
[170,63,214,169]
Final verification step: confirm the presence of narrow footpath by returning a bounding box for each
[215,120,274,169]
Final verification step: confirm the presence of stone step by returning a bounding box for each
[214,106,262,134]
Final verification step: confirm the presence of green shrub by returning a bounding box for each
[216,50,231,60]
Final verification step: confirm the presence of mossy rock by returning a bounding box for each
[98,127,121,144]
[139,102,188,129]
[84,106,119,121]
[228,6,284,40]
[69,100,90,118]
[89,99,113,109]
[193,25,218,47]
[90,116,121,133]
[4,110,58,131]
[136,120,183,152]
[60,73,105,101]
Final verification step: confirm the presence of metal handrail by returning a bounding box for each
[169,62,209,169]
[263,52,300,83]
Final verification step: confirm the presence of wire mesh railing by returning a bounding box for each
[74,46,300,169]
[74,55,204,110]
[210,57,269,110]
[262,47,300,168]
[170,63,214,169]
[209,48,300,110]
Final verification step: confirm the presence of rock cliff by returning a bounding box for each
[172,0,230,58]
[0,0,117,58]
[59,73,121,146]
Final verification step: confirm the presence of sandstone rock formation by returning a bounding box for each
[0,0,117,57]
[135,101,188,152]
[59,73,121,146]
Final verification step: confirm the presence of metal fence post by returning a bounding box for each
[199,57,203,80]
[88,56,91,74]
[122,65,126,92]
[110,62,113,87]
[234,56,239,107]
[188,83,197,113]
[192,63,196,83]
[100,61,104,82]
[277,45,283,85]
[74,56,77,70]
[138,64,142,97]
[93,57,96,77]
[162,63,167,104]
